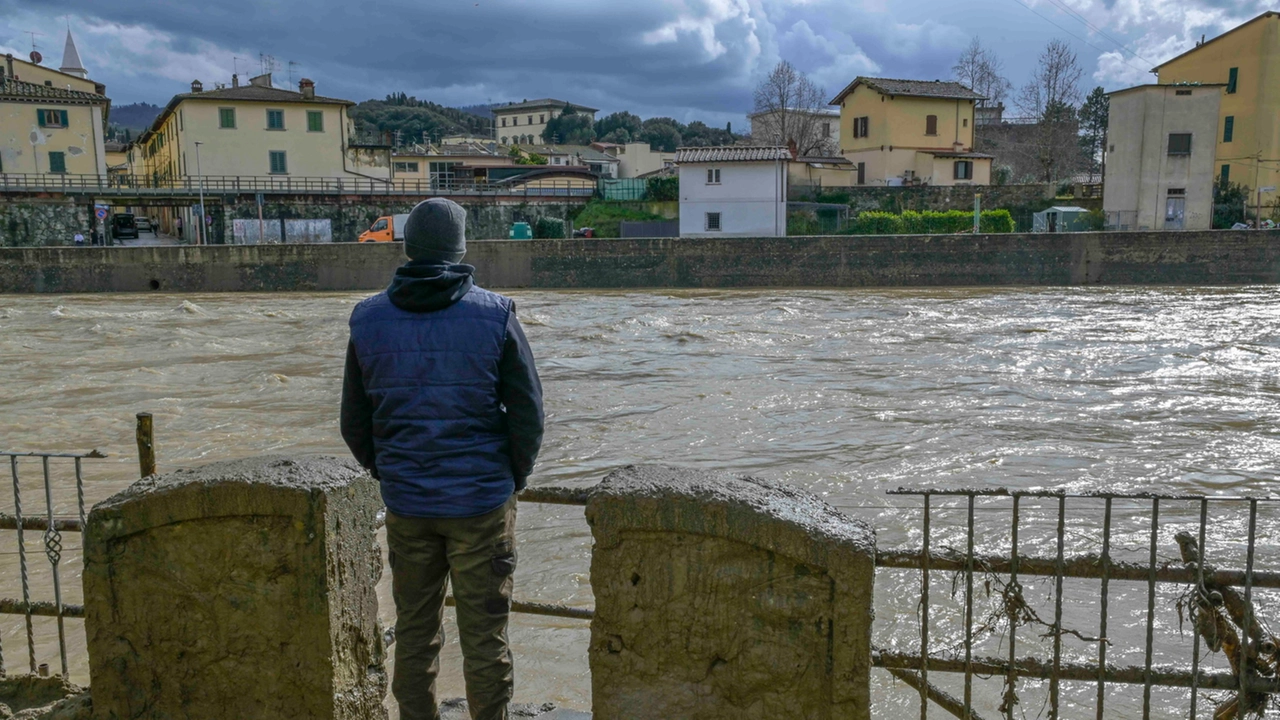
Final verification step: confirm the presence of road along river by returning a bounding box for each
[2,287,1279,716]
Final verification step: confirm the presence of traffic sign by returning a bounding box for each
[1261,186,1276,193]
[95,207,108,220]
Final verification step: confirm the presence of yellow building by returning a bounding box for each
[137,73,388,184]
[493,99,597,146]
[0,75,109,176]
[1154,11,1280,213]
[830,77,991,186]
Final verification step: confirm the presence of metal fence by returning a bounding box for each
[875,488,1280,720]
[0,174,596,198]
[0,451,100,678]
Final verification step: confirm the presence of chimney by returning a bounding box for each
[299,78,315,100]
[191,79,203,93]
[249,72,272,88]
[232,73,239,88]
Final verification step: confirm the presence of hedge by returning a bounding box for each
[846,209,1015,235]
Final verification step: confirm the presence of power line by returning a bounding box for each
[1004,0,1152,77]
[1037,0,1157,67]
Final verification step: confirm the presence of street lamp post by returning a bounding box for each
[194,141,207,245]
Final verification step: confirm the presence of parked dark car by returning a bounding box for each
[111,213,139,240]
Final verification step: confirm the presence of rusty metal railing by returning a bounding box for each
[876,488,1280,720]
[0,451,102,678]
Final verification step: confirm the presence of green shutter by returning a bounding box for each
[1227,67,1238,94]
[37,109,45,127]
[1221,164,1230,184]
[59,110,68,127]
[307,111,323,132]
[1223,116,1234,143]
[48,151,66,173]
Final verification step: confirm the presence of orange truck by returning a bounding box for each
[357,213,410,243]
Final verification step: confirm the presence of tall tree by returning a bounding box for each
[595,111,643,142]
[952,38,1011,107]
[1016,39,1086,183]
[1078,86,1109,182]
[639,118,683,153]
[542,105,596,145]
[752,60,832,156]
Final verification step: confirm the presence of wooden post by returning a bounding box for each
[135,413,156,479]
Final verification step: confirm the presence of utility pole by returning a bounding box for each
[194,141,207,245]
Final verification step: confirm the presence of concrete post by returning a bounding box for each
[586,465,876,720]
[83,455,387,720]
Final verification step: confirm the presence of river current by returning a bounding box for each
[3,287,1280,716]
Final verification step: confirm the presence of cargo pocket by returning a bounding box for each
[486,543,516,615]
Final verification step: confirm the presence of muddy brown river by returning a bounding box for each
[3,287,1279,717]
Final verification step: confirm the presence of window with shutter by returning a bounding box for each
[219,108,236,129]
[1224,116,1234,143]
[926,115,938,136]
[307,111,324,132]
[38,109,66,128]
[267,109,285,130]
[954,160,973,180]
[1221,165,1230,183]
[269,151,288,174]
[1227,67,1238,94]
[1167,133,1192,155]
[857,162,865,185]
[48,151,66,174]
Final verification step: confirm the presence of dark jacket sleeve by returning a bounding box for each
[499,307,544,490]
[340,340,379,479]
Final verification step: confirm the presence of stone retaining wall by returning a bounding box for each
[1,230,1277,293]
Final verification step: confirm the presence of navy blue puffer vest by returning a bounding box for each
[348,287,514,518]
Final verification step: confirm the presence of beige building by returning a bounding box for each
[493,98,597,146]
[137,73,388,183]
[0,30,109,178]
[598,142,675,178]
[831,77,991,186]
[1103,84,1224,230]
[1153,11,1280,217]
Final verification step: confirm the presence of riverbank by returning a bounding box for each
[1,230,1278,293]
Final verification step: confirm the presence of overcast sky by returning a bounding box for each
[1,0,1274,126]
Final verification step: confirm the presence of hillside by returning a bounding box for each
[348,94,493,144]
[109,102,162,132]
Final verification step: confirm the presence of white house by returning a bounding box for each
[676,146,791,238]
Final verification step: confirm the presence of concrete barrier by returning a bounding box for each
[82,455,386,720]
[585,465,876,720]
[2,230,1279,293]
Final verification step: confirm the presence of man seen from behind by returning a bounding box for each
[342,198,544,720]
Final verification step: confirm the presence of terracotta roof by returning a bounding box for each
[675,146,791,163]
[173,84,352,106]
[795,155,851,164]
[830,76,984,105]
[494,98,598,113]
[0,76,107,103]
[1152,11,1277,72]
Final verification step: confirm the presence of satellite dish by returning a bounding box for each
[29,50,42,64]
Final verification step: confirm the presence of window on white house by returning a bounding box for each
[822,122,831,138]
[705,212,722,231]
[706,168,721,184]
[954,161,973,180]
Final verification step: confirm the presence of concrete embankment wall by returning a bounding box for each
[2,230,1278,293]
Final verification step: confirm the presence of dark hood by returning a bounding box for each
[386,260,475,312]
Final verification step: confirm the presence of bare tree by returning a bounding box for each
[952,38,1010,107]
[1016,39,1086,183]
[752,60,835,156]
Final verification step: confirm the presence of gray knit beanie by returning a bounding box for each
[404,198,467,263]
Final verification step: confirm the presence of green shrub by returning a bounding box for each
[979,209,1016,233]
[534,217,566,239]
[1080,209,1106,232]
[646,176,679,201]
[571,201,665,238]
[848,211,904,235]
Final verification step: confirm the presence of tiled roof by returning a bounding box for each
[494,98,598,113]
[0,76,107,103]
[174,84,352,105]
[930,151,995,159]
[831,76,984,104]
[675,146,791,163]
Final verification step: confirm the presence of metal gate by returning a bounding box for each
[872,488,1279,719]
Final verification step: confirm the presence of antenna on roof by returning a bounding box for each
[288,60,299,89]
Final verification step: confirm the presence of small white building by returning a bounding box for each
[1103,83,1224,230]
[676,146,790,238]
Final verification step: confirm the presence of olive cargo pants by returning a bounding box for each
[386,497,518,720]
